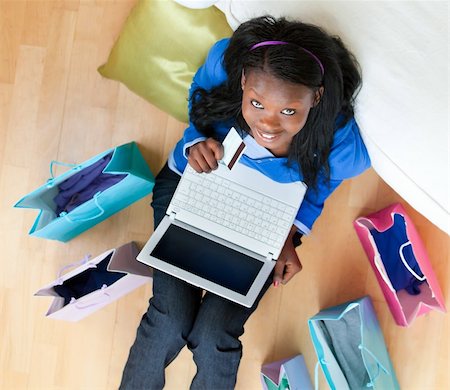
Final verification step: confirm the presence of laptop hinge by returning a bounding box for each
[266,252,275,261]
[169,211,176,221]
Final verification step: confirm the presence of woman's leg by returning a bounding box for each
[120,270,202,389]
[120,164,202,390]
[187,277,272,390]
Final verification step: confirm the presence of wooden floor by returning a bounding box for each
[0,1,448,389]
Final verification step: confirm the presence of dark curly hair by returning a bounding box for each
[189,16,361,188]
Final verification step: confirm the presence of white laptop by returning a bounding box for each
[138,131,307,307]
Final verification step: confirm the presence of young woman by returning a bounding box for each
[120,16,370,389]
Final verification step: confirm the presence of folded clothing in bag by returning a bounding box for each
[369,213,424,295]
[53,253,126,305]
[318,308,369,389]
[54,153,126,215]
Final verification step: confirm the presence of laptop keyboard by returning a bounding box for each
[171,166,296,247]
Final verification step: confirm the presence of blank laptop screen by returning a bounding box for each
[150,224,264,295]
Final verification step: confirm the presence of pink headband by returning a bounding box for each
[250,40,325,76]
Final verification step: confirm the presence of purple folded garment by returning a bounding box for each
[54,153,126,215]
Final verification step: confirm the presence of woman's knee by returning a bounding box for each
[189,327,243,359]
[187,311,244,363]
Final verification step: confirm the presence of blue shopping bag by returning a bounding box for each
[308,296,399,390]
[15,142,154,242]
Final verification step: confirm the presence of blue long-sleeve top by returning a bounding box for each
[168,39,371,234]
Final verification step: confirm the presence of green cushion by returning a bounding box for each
[98,0,232,123]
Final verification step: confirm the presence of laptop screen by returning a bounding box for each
[150,224,264,295]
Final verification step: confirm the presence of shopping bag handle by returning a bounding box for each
[314,346,390,390]
[49,160,79,179]
[71,285,111,309]
[46,160,80,188]
[60,192,105,222]
[399,241,426,281]
[55,254,93,285]
[314,359,326,390]
[358,344,390,387]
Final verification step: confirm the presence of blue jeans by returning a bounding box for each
[120,164,272,390]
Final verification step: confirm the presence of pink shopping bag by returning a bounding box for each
[354,203,446,326]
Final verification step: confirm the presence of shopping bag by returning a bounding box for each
[261,354,313,390]
[15,141,154,242]
[354,203,446,326]
[308,296,399,390]
[35,242,152,321]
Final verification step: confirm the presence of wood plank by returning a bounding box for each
[32,6,78,182]
[21,0,54,47]
[0,83,13,179]
[0,0,26,83]
[2,45,46,170]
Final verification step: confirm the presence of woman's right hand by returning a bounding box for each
[187,138,224,173]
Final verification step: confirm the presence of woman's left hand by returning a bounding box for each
[273,226,303,287]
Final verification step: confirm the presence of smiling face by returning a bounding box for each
[241,69,319,157]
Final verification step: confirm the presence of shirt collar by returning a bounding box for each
[242,134,275,159]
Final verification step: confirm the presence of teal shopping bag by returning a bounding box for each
[308,296,399,390]
[15,142,154,242]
